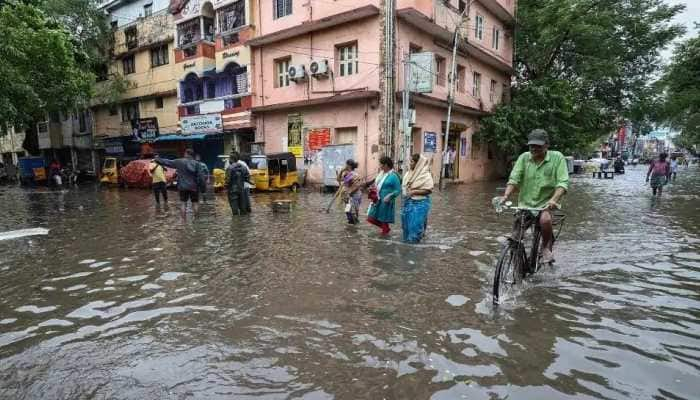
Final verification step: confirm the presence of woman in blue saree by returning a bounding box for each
[401,154,434,243]
[367,156,401,235]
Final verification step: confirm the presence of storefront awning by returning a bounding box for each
[155,134,208,142]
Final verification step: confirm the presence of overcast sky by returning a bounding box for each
[662,0,700,59]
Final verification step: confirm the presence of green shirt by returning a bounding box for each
[508,150,569,208]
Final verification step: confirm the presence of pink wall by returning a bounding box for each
[256,0,380,37]
[396,20,510,112]
[253,17,382,108]
[408,102,499,182]
[468,1,514,66]
[254,100,381,182]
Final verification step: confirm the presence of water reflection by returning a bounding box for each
[0,165,698,399]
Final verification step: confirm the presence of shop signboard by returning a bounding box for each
[288,114,303,158]
[424,131,437,153]
[181,114,222,135]
[136,117,159,142]
[409,52,434,93]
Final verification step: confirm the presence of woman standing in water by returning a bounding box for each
[367,156,401,236]
[401,154,434,243]
[646,152,671,196]
[340,159,363,224]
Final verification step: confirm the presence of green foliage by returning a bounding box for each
[0,0,113,131]
[660,34,700,151]
[480,0,685,157]
[0,1,93,129]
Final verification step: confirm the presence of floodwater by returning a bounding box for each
[0,165,699,399]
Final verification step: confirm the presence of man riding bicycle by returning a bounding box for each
[497,129,569,264]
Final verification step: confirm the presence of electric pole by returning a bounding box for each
[440,1,470,189]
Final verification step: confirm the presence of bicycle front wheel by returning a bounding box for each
[493,242,524,305]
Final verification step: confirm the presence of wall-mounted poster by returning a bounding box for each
[424,131,437,153]
[288,114,303,157]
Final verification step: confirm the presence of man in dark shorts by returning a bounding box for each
[156,148,201,216]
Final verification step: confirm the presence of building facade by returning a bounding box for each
[169,0,256,169]
[0,127,26,166]
[92,0,180,169]
[248,0,515,183]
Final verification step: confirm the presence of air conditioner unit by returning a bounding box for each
[309,59,329,78]
[288,64,307,82]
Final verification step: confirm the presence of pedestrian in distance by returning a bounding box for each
[669,155,679,181]
[646,152,671,196]
[367,156,402,236]
[195,154,209,202]
[340,159,363,225]
[149,156,168,206]
[401,154,434,243]
[225,152,251,216]
[155,148,201,216]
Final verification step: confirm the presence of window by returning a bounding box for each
[435,55,446,86]
[490,79,497,102]
[274,0,292,19]
[206,81,216,99]
[150,45,169,67]
[121,102,139,123]
[502,83,510,103]
[457,65,466,93]
[219,1,245,33]
[459,0,467,13]
[123,55,135,75]
[492,27,500,50]
[275,58,290,87]
[143,3,152,17]
[155,97,164,109]
[409,44,422,54]
[125,27,138,49]
[335,127,357,144]
[338,43,358,77]
[79,112,87,132]
[475,15,484,40]
[95,64,109,81]
[109,105,118,116]
[472,71,481,98]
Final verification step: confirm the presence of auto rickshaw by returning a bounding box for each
[250,152,299,191]
[100,157,120,185]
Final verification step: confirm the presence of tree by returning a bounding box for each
[0,1,93,130]
[661,33,700,151]
[480,0,685,157]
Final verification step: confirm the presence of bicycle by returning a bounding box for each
[492,202,565,305]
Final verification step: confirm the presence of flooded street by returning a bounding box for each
[1,165,699,400]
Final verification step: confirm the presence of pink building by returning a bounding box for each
[248,0,516,183]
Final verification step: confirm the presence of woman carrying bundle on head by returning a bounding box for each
[401,154,434,243]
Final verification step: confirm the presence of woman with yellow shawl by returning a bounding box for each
[401,154,434,243]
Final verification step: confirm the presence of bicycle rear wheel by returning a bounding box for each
[493,241,524,305]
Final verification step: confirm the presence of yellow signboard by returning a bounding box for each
[288,146,303,157]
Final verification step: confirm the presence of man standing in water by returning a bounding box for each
[497,129,569,264]
[225,152,251,215]
[646,153,671,196]
[155,149,201,216]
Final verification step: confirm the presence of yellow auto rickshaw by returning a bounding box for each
[100,157,120,185]
[251,152,300,191]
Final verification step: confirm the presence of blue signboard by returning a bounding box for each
[424,131,437,153]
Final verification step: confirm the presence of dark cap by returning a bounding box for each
[527,129,549,146]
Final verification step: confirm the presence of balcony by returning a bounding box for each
[113,11,175,57]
